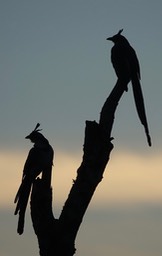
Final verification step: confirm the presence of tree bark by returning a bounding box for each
[30,80,125,255]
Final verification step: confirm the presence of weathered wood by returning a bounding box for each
[30,80,126,255]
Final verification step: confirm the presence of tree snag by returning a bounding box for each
[30,80,125,256]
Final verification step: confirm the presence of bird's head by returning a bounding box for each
[106,29,125,43]
[25,123,46,143]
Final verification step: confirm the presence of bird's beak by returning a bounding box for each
[106,37,112,41]
[25,135,30,139]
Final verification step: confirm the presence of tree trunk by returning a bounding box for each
[30,80,125,255]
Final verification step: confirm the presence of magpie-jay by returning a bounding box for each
[107,29,151,146]
[14,123,54,234]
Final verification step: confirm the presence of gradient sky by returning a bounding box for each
[1,1,162,256]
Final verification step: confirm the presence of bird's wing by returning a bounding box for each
[14,147,40,203]
[111,45,131,80]
[127,46,141,79]
[23,147,43,178]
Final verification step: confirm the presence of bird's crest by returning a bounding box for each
[117,29,123,35]
[33,123,42,133]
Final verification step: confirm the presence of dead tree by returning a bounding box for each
[30,80,126,256]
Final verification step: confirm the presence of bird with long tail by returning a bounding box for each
[14,123,54,234]
[107,29,151,146]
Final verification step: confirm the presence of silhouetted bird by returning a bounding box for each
[14,123,54,235]
[107,29,151,146]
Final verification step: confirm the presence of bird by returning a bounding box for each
[14,123,54,235]
[107,29,152,146]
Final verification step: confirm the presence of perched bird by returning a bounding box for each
[107,29,151,146]
[14,123,54,235]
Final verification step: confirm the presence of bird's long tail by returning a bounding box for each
[14,177,32,235]
[132,77,152,146]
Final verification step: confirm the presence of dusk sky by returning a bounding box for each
[1,1,162,256]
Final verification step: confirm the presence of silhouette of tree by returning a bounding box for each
[17,31,151,256]
[30,79,126,256]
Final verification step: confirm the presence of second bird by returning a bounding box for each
[107,29,151,146]
[14,123,54,235]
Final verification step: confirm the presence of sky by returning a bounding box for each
[0,0,162,255]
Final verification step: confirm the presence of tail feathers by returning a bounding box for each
[14,182,25,215]
[14,183,23,204]
[14,177,32,234]
[17,212,25,235]
[14,199,21,215]
[132,77,152,146]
